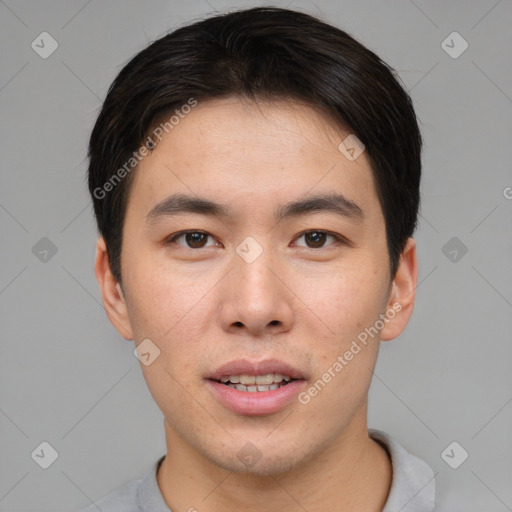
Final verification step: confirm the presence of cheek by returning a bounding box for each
[123,253,198,336]
[124,267,213,416]
[298,256,388,414]
[298,260,388,343]
[123,259,219,376]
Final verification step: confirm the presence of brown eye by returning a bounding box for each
[294,231,340,249]
[305,232,327,248]
[167,231,215,249]
[185,232,208,248]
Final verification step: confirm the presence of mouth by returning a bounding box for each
[217,373,294,392]
[206,359,307,415]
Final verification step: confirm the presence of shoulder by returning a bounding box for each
[74,455,167,512]
[369,428,436,512]
[74,478,142,512]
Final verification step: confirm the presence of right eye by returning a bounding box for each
[165,230,218,249]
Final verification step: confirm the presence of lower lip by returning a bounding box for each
[207,379,307,416]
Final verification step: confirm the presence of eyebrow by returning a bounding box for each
[146,192,364,224]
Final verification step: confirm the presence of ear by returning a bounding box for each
[380,237,418,341]
[95,237,134,340]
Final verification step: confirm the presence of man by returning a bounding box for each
[80,6,436,511]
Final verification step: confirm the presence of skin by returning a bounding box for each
[95,96,418,512]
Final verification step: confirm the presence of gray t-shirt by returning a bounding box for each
[76,429,436,511]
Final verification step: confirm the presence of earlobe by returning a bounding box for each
[380,237,418,342]
[95,237,134,340]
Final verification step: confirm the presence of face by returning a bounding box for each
[96,97,416,476]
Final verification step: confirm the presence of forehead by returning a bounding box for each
[127,97,380,222]
[146,96,360,167]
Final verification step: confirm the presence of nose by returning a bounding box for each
[218,247,294,338]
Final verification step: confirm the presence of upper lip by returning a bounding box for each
[208,358,305,381]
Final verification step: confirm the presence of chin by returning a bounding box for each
[202,437,318,477]
[215,453,307,477]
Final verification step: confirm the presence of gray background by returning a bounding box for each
[1,0,511,510]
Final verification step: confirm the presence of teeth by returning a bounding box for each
[239,374,256,385]
[220,373,292,385]
[226,381,288,392]
[256,374,274,385]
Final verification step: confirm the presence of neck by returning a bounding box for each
[157,404,392,512]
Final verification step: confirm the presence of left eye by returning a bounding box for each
[293,231,340,249]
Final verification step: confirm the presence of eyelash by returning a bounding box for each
[165,230,346,250]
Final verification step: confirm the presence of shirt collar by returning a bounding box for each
[369,428,436,512]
